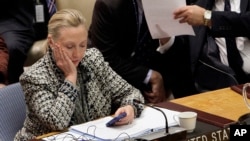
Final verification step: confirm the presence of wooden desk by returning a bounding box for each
[35,87,248,141]
[171,87,250,121]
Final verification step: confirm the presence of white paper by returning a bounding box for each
[66,107,180,141]
[142,0,195,39]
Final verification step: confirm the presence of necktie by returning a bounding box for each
[224,0,246,83]
[46,0,57,17]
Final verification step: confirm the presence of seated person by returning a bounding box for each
[0,37,9,88]
[14,9,145,141]
[0,0,35,84]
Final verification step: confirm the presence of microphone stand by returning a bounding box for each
[133,99,187,141]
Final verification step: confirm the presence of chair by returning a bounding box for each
[24,0,96,66]
[0,83,26,141]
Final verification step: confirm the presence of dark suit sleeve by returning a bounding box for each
[211,11,250,37]
[89,0,149,89]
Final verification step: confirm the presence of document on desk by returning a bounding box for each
[43,131,87,141]
[64,107,180,141]
[142,0,195,39]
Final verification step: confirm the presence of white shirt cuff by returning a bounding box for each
[156,37,175,54]
[143,69,152,84]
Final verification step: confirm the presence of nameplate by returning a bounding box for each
[187,127,230,141]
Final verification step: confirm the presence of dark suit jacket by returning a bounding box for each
[0,0,34,33]
[188,0,250,91]
[89,0,162,89]
[0,0,36,84]
[89,0,197,97]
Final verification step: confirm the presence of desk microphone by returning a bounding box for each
[133,99,187,141]
[133,99,169,134]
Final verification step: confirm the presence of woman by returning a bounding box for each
[14,9,144,141]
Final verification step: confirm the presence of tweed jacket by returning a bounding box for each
[14,48,144,141]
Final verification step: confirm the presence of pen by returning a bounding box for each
[106,112,127,127]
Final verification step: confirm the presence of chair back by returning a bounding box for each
[0,83,26,141]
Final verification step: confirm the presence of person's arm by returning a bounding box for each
[86,48,145,118]
[210,11,250,37]
[173,5,250,37]
[157,37,175,54]
[20,71,78,131]
[0,37,9,84]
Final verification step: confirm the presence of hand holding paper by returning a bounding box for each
[142,0,195,39]
[174,5,206,26]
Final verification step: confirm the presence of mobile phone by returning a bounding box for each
[106,112,127,127]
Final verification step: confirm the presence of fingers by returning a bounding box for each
[173,6,189,20]
[174,5,206,26]
[51,43,77,82]
[144,81,167,103]
[52,44,66,68]
[144,86,168,103]
[114,105,134,126]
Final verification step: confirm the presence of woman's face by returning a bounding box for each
[52,25,88,67]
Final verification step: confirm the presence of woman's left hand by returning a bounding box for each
[113,105,135,126]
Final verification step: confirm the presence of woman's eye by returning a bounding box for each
[80,45,86,48]
[66,46,73,49]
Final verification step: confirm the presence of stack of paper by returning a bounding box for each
[43,107,180,141]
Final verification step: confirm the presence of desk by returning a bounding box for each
[171,87,250,121]
[155,87,250,141]
[35,87,249,141]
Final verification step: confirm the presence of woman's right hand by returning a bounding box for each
[52,44,77,85]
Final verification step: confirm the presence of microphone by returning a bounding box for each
[133,99,187,141]
[133,99,169,134]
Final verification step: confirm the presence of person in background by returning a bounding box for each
[0,37,9,88]
[186,0,198,5]
[168,0,250,92]
[14,9,144,141]
[0,0,35,84]
[89,0,198,103]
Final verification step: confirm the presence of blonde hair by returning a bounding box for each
[44,9,87,50]
[48,9,87,39]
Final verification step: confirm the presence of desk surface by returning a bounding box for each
[171,87,250,121]
[35,87,247,141]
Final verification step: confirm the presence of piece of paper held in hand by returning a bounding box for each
[142,0,195,39]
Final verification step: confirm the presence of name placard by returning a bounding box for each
[187,127,230,141]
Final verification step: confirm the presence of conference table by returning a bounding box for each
[154,85,250,141]
[35,86,250,140]
[170,87,250,122]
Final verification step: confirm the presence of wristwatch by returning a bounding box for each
[203,10,211,26]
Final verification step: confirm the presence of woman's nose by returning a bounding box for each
[73,48,84,58]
